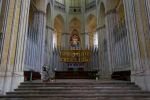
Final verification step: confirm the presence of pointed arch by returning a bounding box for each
[54,14,64,48]
[87,14,96,48]
[99,2,105,27]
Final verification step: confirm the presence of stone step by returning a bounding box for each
[15,89,141,93]
[15,86,141,90]
[63,97,150,100]
[7,91,150,96]
[18,84,137,87]
[21,80,132,84]
[0,97,98,100]
[0,97,150,100]
[1,97,150,100]
[3,93,150,97]
[18,85,139,89]
[13,89,143,93]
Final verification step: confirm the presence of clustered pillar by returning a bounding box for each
[105,10,118,78]
[0,0,30,94]
[24,10,46,72]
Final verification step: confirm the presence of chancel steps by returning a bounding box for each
[0,80,150,100]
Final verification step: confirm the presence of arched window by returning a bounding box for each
[87,14,96,48]
[54,15,64,48]
[94,32,98,48]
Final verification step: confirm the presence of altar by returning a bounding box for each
[58,48,93,79]
[60,50,91,70]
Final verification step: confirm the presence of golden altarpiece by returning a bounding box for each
[60,30,91,71]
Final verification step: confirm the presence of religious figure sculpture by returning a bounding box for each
[70,30,80,50]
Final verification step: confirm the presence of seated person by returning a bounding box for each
[41,65,50,82]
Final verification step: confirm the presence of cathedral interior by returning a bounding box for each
[0,0,150,99]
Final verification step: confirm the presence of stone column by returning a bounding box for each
[61,33,65,49]
[85,33,89,49]
[145,0,150,24]
[105,9,118,78]
[32,11,46,71]
[0,0,30,94]
[123,0,141,73]
[145,0,150,70]
[44,27,49,65]
[61,33,69,49]
[0,0,2,12]
[97,29,101,74]
[0,0,14,94]
[123,0,149,90]
[98,26,110,79]
[52,49,56,70]
[134,0,150,90]
[135,0,150,71]
[67,33,70,49]
[49,29,54,66]
[113,22,130,72]
[80,33,85,49]
[11,0,30,92]
[44,26,54,73]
